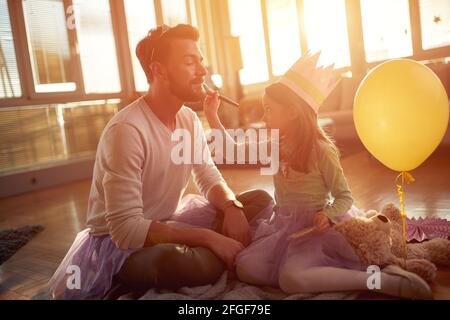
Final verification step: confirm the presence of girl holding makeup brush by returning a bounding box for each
[202,52,432,299]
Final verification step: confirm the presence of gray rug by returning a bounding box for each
[0,225,44,265]
[31,288,53,300]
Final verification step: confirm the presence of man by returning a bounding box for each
[48,24,272,299]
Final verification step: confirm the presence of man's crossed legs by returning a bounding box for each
[104,189,273,299]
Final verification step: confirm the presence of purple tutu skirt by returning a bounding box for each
[48,194,365,298]
[48,195,222,300]
[236,205,366,287]
[48,229,135,299]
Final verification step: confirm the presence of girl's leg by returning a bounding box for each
[279,265,393,294]
[236,240,280,287]
[236,256,273,286]
[229,190,276,286]
[279,262,431,298]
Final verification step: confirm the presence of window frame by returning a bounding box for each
[1,0,131,107]
[1,0,448,107]
[361,0,450,70]
[226,0,353,94]
[223,0,449,94]
[344,0,450,72]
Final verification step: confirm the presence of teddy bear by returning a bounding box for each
[380,203,450,279]
[334,203,450,283]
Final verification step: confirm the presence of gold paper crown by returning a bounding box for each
[279,51,339,113]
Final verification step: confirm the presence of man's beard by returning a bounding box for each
[168,73,203,102]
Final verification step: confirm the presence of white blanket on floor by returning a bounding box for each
[118,271,359,300]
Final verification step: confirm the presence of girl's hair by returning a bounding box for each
[265,82,339,173]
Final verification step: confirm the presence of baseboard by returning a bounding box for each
[0,156,95,198]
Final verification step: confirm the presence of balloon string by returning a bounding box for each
[395,172,415,270]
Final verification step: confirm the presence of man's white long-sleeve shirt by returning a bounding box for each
[86,97,225,250]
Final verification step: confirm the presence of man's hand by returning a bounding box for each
[205,230,244,270]
[222,207,251,246]
[313,211,331,232]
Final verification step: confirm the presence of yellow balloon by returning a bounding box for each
[354,59,449,172]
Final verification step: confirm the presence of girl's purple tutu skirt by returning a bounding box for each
[48,194,364,299]
[235,205,366,287]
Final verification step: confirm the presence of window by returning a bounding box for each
[419,0,450,50]
[161,0,188,26]
[360,0,413,62]
[303,0,350,68]
[72,0,121,93]
[22,0,76,93]
[123,0,157,92]
[229,0,269,85]
[189,0,198,27]
[266,0,302,76]
[0,0,21,98]
[0,100,119,173]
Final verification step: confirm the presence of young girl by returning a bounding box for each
[202,53,432,299]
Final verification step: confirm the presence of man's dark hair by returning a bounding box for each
[136,24,200,84]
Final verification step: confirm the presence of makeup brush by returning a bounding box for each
[288,226,317,240]
[203,83,239,108]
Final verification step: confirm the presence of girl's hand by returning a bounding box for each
[313,211,331,232]
[203,90,220,120]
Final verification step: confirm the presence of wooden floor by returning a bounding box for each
[1,145,449,300]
